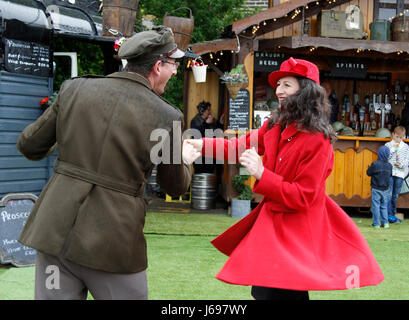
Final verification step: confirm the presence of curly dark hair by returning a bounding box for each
[268,77,337,143]
[197,101,211,115]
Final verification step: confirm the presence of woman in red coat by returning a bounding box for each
[186,57,384,300]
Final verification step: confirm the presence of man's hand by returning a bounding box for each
[239,148,264,180]
[182,140,202,165]
[184,139,204,153]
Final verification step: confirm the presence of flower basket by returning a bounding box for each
[191,58,207,83]
[226,82,247,100]
[220,64,248,100]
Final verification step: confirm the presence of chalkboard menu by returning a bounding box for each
[228,89,250,131]
[254,52,286,73]
[0,193,37,267]
[4,38,51,77]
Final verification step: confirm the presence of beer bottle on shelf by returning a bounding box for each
[403,82,409,103]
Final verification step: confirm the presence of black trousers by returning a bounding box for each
[251,286,309,300]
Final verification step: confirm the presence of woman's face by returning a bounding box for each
[275,76,300,105]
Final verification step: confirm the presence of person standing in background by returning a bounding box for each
[322,80,339,124]
[367,146,392,228]
[190,101,224,173]
[385,126,409,224]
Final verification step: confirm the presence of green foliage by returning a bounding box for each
[232,173,253,200]
[220,64,248,83]
[53,37,104,91]
[163,68,184,111]
[137,0,250,42]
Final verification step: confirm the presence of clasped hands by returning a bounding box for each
[183,139,264,180]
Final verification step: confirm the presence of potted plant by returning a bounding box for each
[220,64,249,100]
[231,167,253,218]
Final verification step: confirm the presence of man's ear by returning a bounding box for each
[152,60,162,76]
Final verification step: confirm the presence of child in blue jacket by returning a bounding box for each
[367,146,393,228]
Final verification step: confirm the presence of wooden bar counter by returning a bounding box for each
[327,136,409,208]
[222,135,409,210]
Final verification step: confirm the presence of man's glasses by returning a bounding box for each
[161,60,180,69]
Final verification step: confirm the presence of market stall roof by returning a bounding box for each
[189,0,409,57]
[0,0,113,43]
[189,38,239,56]
[229,0,351,37]
[189,0,351,55]
[258,36,409,55]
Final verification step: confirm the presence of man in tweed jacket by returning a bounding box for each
[17,26,197,299]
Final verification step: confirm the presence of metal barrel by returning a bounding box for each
[191,173,217,210]
[147,165,160,193]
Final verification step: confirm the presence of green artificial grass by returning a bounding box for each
[144,212,240,236]
[1,211,408,300]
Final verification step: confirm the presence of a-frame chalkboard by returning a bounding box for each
[0,193,37,267]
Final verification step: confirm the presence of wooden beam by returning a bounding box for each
[189,38,238,56]
[258,36,409,55]
[204,60,224,77]
[232,0,351,36]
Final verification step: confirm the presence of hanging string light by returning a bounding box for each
[291,8,302,20]
[387,9,409,22]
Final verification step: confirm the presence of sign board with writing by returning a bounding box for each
[228,89,250,131]
[4,38,51,77]
[330,58,367,79]
[322,71,390,82]
[254,52,286,73]
[0,193,37,267]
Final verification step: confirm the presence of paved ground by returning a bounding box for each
[147,196,229,215]
[146,195,408,221]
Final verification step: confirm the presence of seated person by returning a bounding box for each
[190,101,224,173]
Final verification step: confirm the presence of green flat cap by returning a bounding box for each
[118,25,185,61]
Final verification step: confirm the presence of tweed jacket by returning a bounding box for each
[17,72,191,273]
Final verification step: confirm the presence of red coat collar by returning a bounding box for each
[275,123,299,141]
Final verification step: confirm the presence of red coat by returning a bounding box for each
[202,121,384,290]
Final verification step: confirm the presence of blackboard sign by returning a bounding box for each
[330,58,367,79]
[228,89,250,131]
[4,38,51,77]
[0,193,37,267]
[254,52,286,73]
[321,71,390,82]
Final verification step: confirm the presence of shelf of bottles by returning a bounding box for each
[338,80,409,137]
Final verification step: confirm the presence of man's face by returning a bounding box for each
[155,58,178,95]
[202,107,211,119]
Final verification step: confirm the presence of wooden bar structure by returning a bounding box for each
[186,0,409,208]
[329,136,409,208]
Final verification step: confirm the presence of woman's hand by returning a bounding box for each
[239,148,264,180]
[182,140,201,165]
